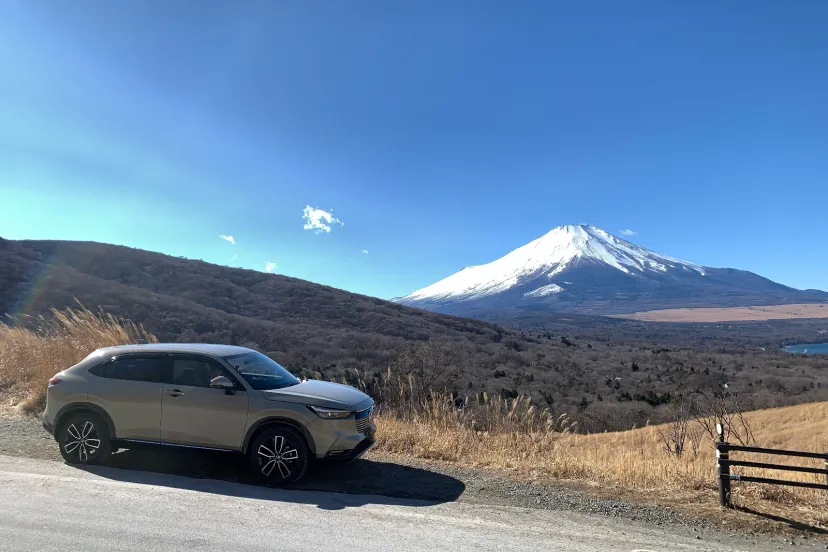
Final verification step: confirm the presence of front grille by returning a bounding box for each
[355,407,374,434]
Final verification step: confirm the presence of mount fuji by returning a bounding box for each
[396,225,828,316]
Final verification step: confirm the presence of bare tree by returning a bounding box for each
[374,341,466,418]
[686,424,704,458]
[692,387,755,446]
[658,397,690,457]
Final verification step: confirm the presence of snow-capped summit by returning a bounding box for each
[399,225,704,305]
[396,225,826,315]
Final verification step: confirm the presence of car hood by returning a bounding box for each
[261,380,371,409]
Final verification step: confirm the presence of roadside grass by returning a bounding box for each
[375,401,828,529]
[0,306,156,413]
[1,307,825,530]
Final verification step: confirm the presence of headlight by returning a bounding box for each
[308,406,352,419]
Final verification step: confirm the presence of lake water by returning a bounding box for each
[783,343,828,355]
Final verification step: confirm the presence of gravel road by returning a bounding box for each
[0,410,823,550]
[0,454,803,552]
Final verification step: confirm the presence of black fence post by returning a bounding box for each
[716,424,732,508]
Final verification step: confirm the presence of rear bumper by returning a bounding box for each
[42,418,55,437]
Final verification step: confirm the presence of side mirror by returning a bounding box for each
[210,375,235,395]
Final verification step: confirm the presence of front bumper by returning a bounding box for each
[323,435,376,461]
[345,438,375,461]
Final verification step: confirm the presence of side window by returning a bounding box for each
[172,358,234,388]
[102,357,164,383]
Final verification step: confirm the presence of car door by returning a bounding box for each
[160,355,249,449]
[86,354,167,441]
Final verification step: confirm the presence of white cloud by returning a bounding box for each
[302,205,343,234]
[219,234,236,245]
[618,229,637,237]
[265,262,278,273]
[230,253,238,262]
[362,249,369,255]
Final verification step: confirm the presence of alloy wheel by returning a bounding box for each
[63,420,101,462]
[257,434,299,479]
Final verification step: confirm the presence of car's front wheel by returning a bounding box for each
[57,412,111,465]
[249,426,309,485]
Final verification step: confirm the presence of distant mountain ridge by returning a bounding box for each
[396,225,828,316]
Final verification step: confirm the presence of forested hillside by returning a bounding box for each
[2,237,826,431]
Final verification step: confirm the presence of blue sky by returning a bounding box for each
[1,0,826,299]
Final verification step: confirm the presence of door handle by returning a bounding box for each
[165,388,184,397]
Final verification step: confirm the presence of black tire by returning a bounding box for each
[57,412,112,466]
[249,426,309,485]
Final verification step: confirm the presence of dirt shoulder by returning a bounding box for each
[2,404,825,548]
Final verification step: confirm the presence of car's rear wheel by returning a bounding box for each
[57,412,111,465]
[249,426,308,485]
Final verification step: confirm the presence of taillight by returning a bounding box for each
[48,377,62,386]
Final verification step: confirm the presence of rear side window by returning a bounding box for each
[98,357,165,383]
[87,363,106,377]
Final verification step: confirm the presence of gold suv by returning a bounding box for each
[42,344,375,484]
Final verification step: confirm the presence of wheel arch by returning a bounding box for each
[242,417,315,455]
[54,403,116,440]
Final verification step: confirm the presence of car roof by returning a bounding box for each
[94,343,255,357]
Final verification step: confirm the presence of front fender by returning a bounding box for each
[242,414,318,455]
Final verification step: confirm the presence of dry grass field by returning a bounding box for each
[2,307,826,532]
[613,302,828,322]
[376,402,828,528]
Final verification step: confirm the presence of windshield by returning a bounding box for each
[222,351,300,391]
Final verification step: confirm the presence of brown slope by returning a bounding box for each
[2,237,827,433]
